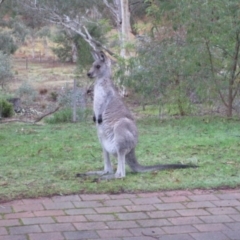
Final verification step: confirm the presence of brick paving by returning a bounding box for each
[0,189,240,240]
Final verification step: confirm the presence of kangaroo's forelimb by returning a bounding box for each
[93,113,103,124]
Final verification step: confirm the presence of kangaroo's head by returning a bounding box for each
[87,51,111,79]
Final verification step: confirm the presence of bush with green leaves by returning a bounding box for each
[45,107,89,124]
[144,0,240,117]
[0,51,13,89]
[0,99,14,118]
[16,82,37,105]
[0,32,17,55]
[120,37,213,117]
[51,22,109,71]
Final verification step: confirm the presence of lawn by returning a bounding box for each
[0,116,240,202]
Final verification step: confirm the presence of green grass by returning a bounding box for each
[0,116,240,202]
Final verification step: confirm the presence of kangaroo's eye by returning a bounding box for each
[96,65,101,69]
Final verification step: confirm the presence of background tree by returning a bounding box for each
[125,0,240,117]
[16,0,148,56]
[0,52,13,89]
[0,0,17,89]
[50,21,110,69]
[16,0,146,95]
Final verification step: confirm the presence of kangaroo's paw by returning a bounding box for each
[100,174,117,180]
[76,170,112,178]
[97,114,102,124]
[100,172,125,180]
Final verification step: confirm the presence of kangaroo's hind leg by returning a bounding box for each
[100,149,126,180]
[76,148,113,178]
[103,148,113,174]
[114,151,126,178]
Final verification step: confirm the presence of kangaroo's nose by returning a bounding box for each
[87,72,91,77]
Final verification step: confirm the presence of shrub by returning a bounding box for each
[50,91,58,101]
[0,99,14,118]
[17,82,35,96]
[16,82,37,104]
[0,51,13,89]
[45,107,88,124]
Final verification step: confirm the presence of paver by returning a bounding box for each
[199,215,234,224]
[0,226,8,235]
[193,223,231,232]
[97,229,132,238]
[129,226,164,236]
[0,188,239,239]
[29,232,65,240]
[116,212,149,220]
[168,216,203,225]
[63,230,99,239]
[73,222,107,231]
[40,223,76,232]
[190,232,228,240]
[147,210,180,218]
[206,207,239,215]
[125,204,156,212]
[106,220,139,229]
[55,215,87,223]
[223,230,240,240]
[21,217,54,225]
[95,206,126,213]
[0,219,21,227]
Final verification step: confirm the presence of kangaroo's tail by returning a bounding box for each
[125,149,197,173]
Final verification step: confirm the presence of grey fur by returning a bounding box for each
[85,51,196,179]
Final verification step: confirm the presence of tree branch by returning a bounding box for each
[34,105,61,123]
[103,0,121,27]
[60,20,115,56]
[18,1,116,56]
[205,40,228,107]
[232,70,240,100]
[0,105,61,124]
[213,44,233,58]
[230,32,240,101]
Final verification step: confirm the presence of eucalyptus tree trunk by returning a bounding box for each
[227,32,240,118]
[120,0,131,58]
[119,0,131,96]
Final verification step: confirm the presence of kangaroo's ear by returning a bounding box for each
[99,51,106,62]
[91,51,106,62]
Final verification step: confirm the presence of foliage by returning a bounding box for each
[11,20,30,44]
[122,40,205,116]
[144,0,240,117]
[50,91,58,102]
[0,98,14,118]
[16,82,37,105]
[0,51,13,89]
[51,29,74,62]
[51,21,110,70]
[0,116,240,201]
[75,20,111,70]
[0,0,29,46]
[45,107,89,124]
[0,31,17,55]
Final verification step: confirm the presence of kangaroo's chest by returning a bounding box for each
[93,80,119,155]
[93,84,108,115]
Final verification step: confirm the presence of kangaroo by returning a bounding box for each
[83,51,196,179]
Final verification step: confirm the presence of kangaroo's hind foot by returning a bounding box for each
[76,170,113,178]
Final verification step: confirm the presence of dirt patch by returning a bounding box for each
[4,57,91,122]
